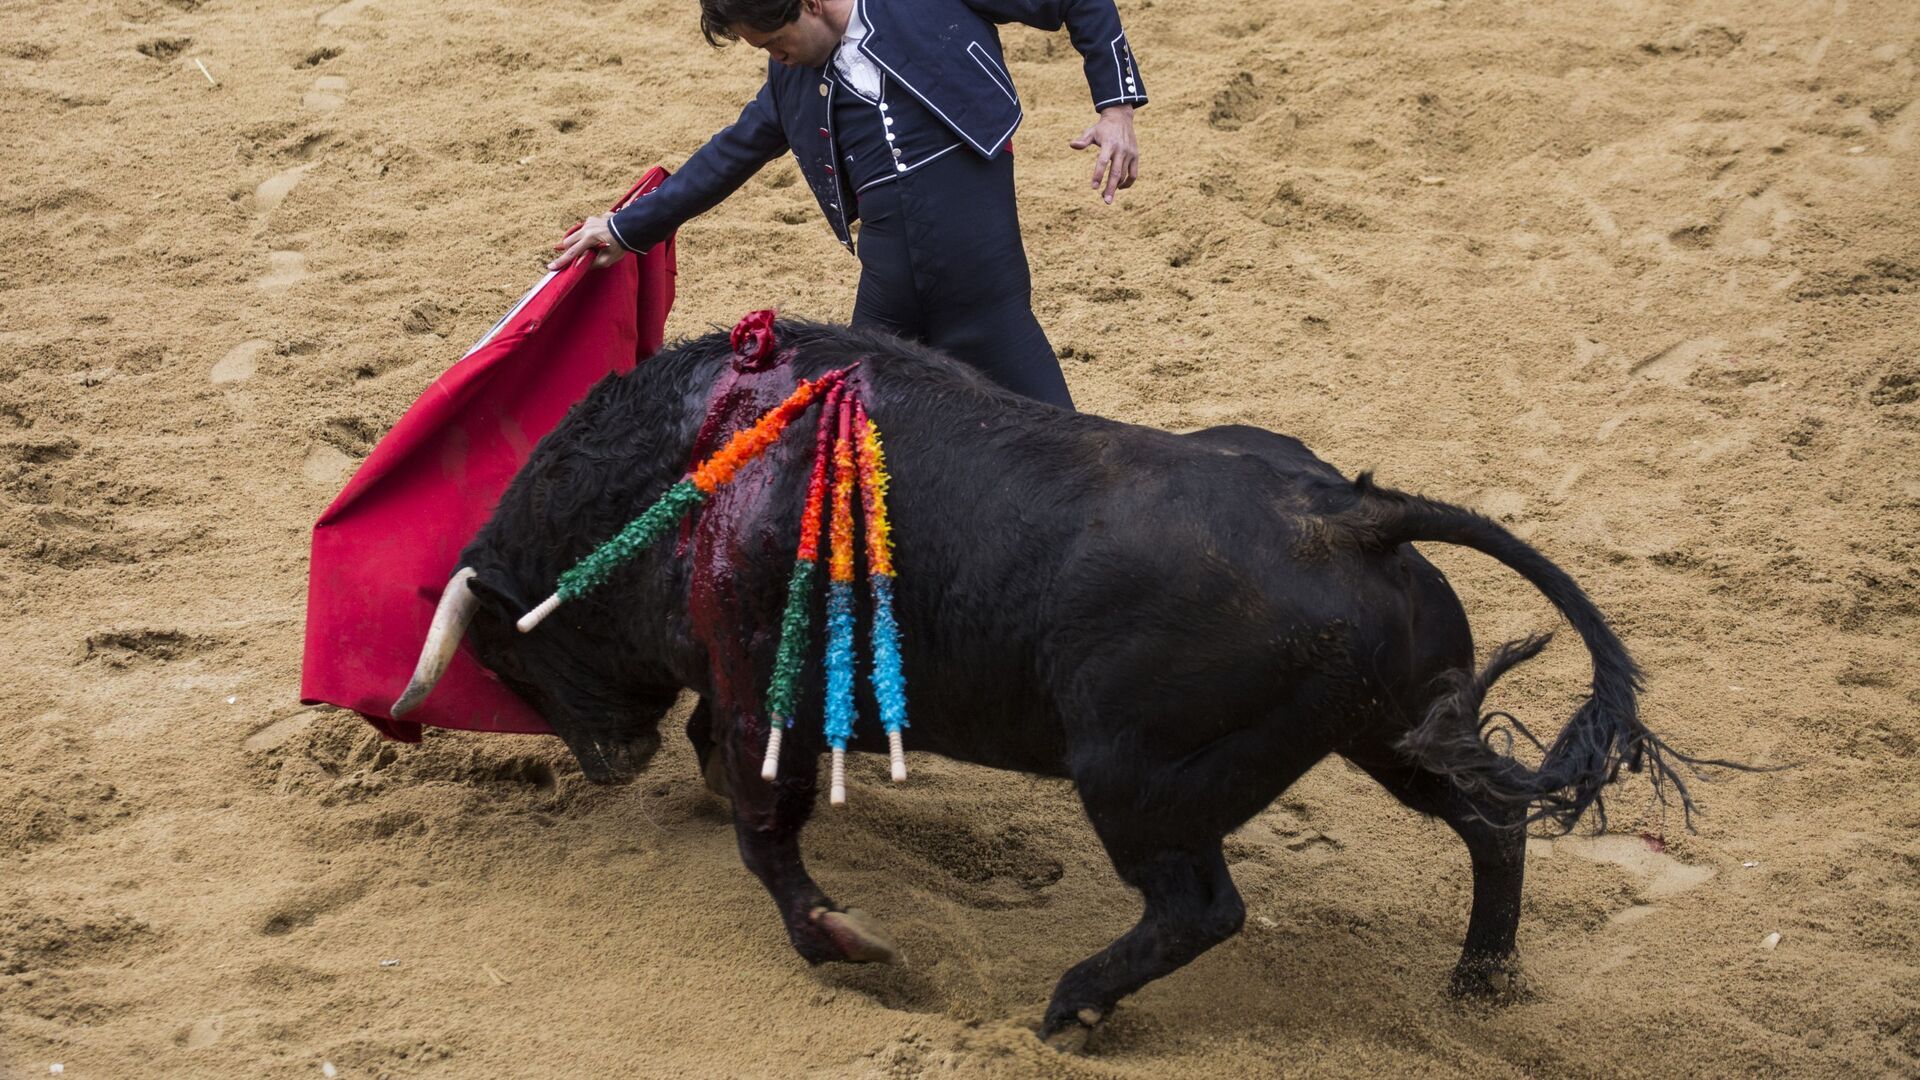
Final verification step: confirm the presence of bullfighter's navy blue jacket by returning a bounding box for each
[607,0,1146,255]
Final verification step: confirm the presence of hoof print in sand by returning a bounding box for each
[1629,337,1723,385]
[256,713,569,807]
[4,434,79,465]
[80,627,221,669]
[1533,834,1717,930]
[1549,835,1717,899]
[176,1016,225,1050]
[243,709,324,753]
[256,250,309,291]
[9,507,132,569]
[317,0,378,27]
[1869,369,1919,407]
[0,906,156,979]
[212,339,270,384]
[1209,71,1267,131]
[1792,254,1920,301]
[1638,23,1744,59]
[258,876,370,937]
[1226,808,1340,866]
[136,37,191,61]
[2,775,139,853]
[254,163,312,215]
[317,414,383,457]
[302,443,355,484]
[303,74,348,111]
[882,812,1064,909]
[400,300,455,337]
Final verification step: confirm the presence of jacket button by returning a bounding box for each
[818,83,829,96]
[819,127,829,137]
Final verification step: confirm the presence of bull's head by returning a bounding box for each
[392,567,674,785]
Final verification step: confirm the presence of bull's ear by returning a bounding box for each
[464,567,533,617]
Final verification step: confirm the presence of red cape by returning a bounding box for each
[300,170,677,741]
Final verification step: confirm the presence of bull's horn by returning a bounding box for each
[391,566,479,718]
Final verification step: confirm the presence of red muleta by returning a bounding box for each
[299,169,678,741]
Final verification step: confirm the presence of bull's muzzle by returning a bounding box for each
[564,729,663,786]
[391,567,479,718]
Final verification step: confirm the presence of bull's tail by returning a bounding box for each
[1344,474,1737,833]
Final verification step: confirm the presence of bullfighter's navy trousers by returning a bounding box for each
[848,148,1074,410]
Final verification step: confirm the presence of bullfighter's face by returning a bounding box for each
[732,0,844,69]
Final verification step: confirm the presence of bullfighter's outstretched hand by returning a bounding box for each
[1071,104,1138,204]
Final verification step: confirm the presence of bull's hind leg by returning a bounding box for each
[1039,697,1338,1051]
[1041,839,1245,1050]
[713,704,899,966]
[1040,741,1319,1049]
[1349,754,1528,998]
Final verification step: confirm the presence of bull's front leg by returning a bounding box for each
[716,704,899,966]
[684,697,731,798]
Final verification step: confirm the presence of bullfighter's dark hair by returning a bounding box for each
[699,0,805,46]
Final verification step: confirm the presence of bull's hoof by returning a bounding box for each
[1448,953,1529,1002]
[809,906,901,965]
[1040,1009,1103,1055]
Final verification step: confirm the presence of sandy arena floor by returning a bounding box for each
[2,0,1916,1076]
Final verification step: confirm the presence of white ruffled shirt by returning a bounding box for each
[833,6,883,100]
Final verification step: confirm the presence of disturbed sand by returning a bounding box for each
[2,0,1917,1076]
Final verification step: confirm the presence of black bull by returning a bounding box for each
[393,320,1708,1045]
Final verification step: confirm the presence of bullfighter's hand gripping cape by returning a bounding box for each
[299,169,676,742]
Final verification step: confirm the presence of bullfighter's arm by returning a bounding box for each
[608,79,789,253]
[960,0,1144,201]
[960,0,1147,112]
[552,79,787,268]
